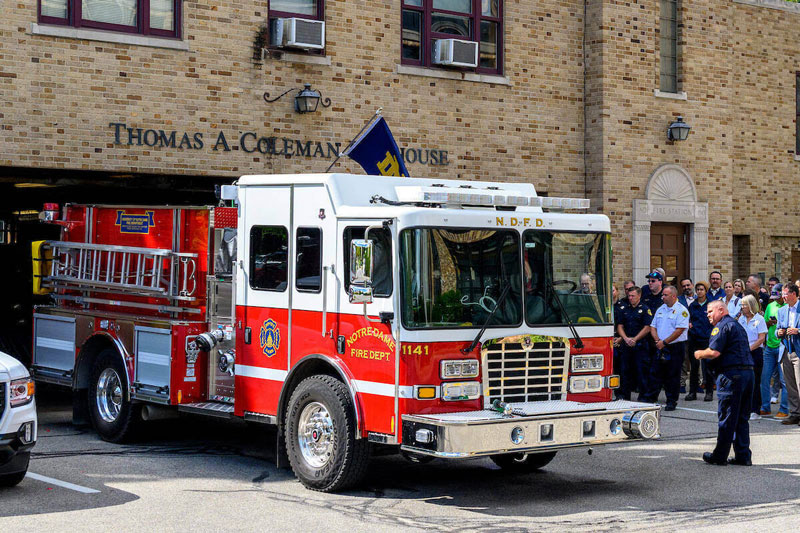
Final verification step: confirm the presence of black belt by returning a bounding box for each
[721,365,753,371]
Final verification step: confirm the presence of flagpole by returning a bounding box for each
[325,107,383,172]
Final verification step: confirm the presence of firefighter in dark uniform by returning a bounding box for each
[616,286,653,400]
[695,299,755,466]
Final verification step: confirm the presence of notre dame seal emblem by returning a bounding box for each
[259,319,281,358]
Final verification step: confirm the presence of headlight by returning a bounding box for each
[571,354,604,373]
[10,377,35,407]
[569,375,603,393]
[441,381,480,401]
[440,359,479,379]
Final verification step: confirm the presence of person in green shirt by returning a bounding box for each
[761,284,789,417]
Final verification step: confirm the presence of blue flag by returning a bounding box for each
[343,117,409,177]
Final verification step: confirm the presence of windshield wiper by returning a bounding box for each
[548,283,584,349]
[461,282,512,354]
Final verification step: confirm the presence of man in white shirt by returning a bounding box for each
[646,285,689,411]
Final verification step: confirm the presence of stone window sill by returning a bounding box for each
[733,0,800,14]
[397,64,511,86]
[795,155,800,162]
[30,23,189,50]
[264,50,331,66]
[654,89,688,101]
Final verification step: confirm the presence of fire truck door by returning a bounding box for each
[236,185,291,416]
[336,219,397,436]
[290,185,336,365]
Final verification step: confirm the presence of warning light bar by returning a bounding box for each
[394,186,590,209]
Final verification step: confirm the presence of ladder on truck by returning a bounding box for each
[43,241,201,314]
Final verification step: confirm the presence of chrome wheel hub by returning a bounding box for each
[96,368,123,423]
[298,401,335,468]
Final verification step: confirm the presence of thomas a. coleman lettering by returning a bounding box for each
[347,326,395,362]
[107,123,448,166]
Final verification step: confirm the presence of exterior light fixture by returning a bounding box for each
[263,83,331,114]
[667,116,691,141]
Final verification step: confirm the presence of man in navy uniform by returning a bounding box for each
[616,286,653,401]
[642,270,666,312]
[646,285,689,410]
[694,300,755,465]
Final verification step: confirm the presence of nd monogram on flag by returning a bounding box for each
[343,117,409,177]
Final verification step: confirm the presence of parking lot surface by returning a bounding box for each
[2,388,800,532]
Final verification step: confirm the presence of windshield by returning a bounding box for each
[399,227,612,329]
[400,228,522,329]
[523,231,612,326]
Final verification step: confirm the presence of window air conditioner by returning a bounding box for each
[433,38,479,68]
[270,18,325,50]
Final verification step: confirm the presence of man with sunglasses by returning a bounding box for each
[642,269,666,312]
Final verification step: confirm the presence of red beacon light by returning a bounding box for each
[40,203,60,222]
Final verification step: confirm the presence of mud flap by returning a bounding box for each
[275,431,290,469]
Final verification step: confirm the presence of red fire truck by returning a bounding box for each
[30,173,660,491]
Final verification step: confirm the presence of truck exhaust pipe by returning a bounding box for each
[141,405,179,421]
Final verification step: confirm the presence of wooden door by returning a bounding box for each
[650,223,688,287]
[791,250,800,284]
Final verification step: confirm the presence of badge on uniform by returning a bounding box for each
[682,311,689,317]
[638,309,643,314]
[647,309,652,315]
[711,327,719,336]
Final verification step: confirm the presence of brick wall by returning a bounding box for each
[2,0,800,285]
[0,0,587,198]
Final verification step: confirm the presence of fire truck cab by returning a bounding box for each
[31,173,660,492]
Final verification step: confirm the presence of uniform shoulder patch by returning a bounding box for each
[711,327,719,336]
[682,311,689,318]
[647,309,652,316]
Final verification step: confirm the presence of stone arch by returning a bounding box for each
[632,164,708,284]
[646,164,697,203]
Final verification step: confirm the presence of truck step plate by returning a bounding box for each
[178,402,235,418]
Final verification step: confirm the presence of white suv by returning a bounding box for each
[0,351,37,487]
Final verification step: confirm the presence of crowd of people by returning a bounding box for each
[613,268,800,424]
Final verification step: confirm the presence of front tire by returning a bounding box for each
[490,451,557,473]
[285,376,370,492]
[88,349,140,443]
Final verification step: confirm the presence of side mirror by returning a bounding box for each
[349,239,374,304]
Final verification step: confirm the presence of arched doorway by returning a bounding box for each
[632,164,709,285]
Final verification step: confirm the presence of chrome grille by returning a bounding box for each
[482,336,569,407]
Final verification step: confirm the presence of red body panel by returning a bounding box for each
[58,205,210,320]
[566,336,615,403]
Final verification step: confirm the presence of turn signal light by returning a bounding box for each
[607,375,621,389]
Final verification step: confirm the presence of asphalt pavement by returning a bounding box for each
[2,386,800,532]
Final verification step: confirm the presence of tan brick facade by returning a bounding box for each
[2,0,800,284]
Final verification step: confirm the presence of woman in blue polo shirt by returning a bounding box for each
[738,294,767,420]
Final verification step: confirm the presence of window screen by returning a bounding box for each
[296,227,322,292]
[250,226,288,291]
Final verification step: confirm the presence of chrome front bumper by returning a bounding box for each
[401,400,661,458]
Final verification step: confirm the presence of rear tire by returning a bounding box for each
[285,375,370,492]
[490,451,557,473]
[88,348,140,443]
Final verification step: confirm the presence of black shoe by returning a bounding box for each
[727,457,752,466]
[704,392,713,402]
[664,404,676,411]
[685,393,697,401]
[781,416,800,425]
[703,452,727,466]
